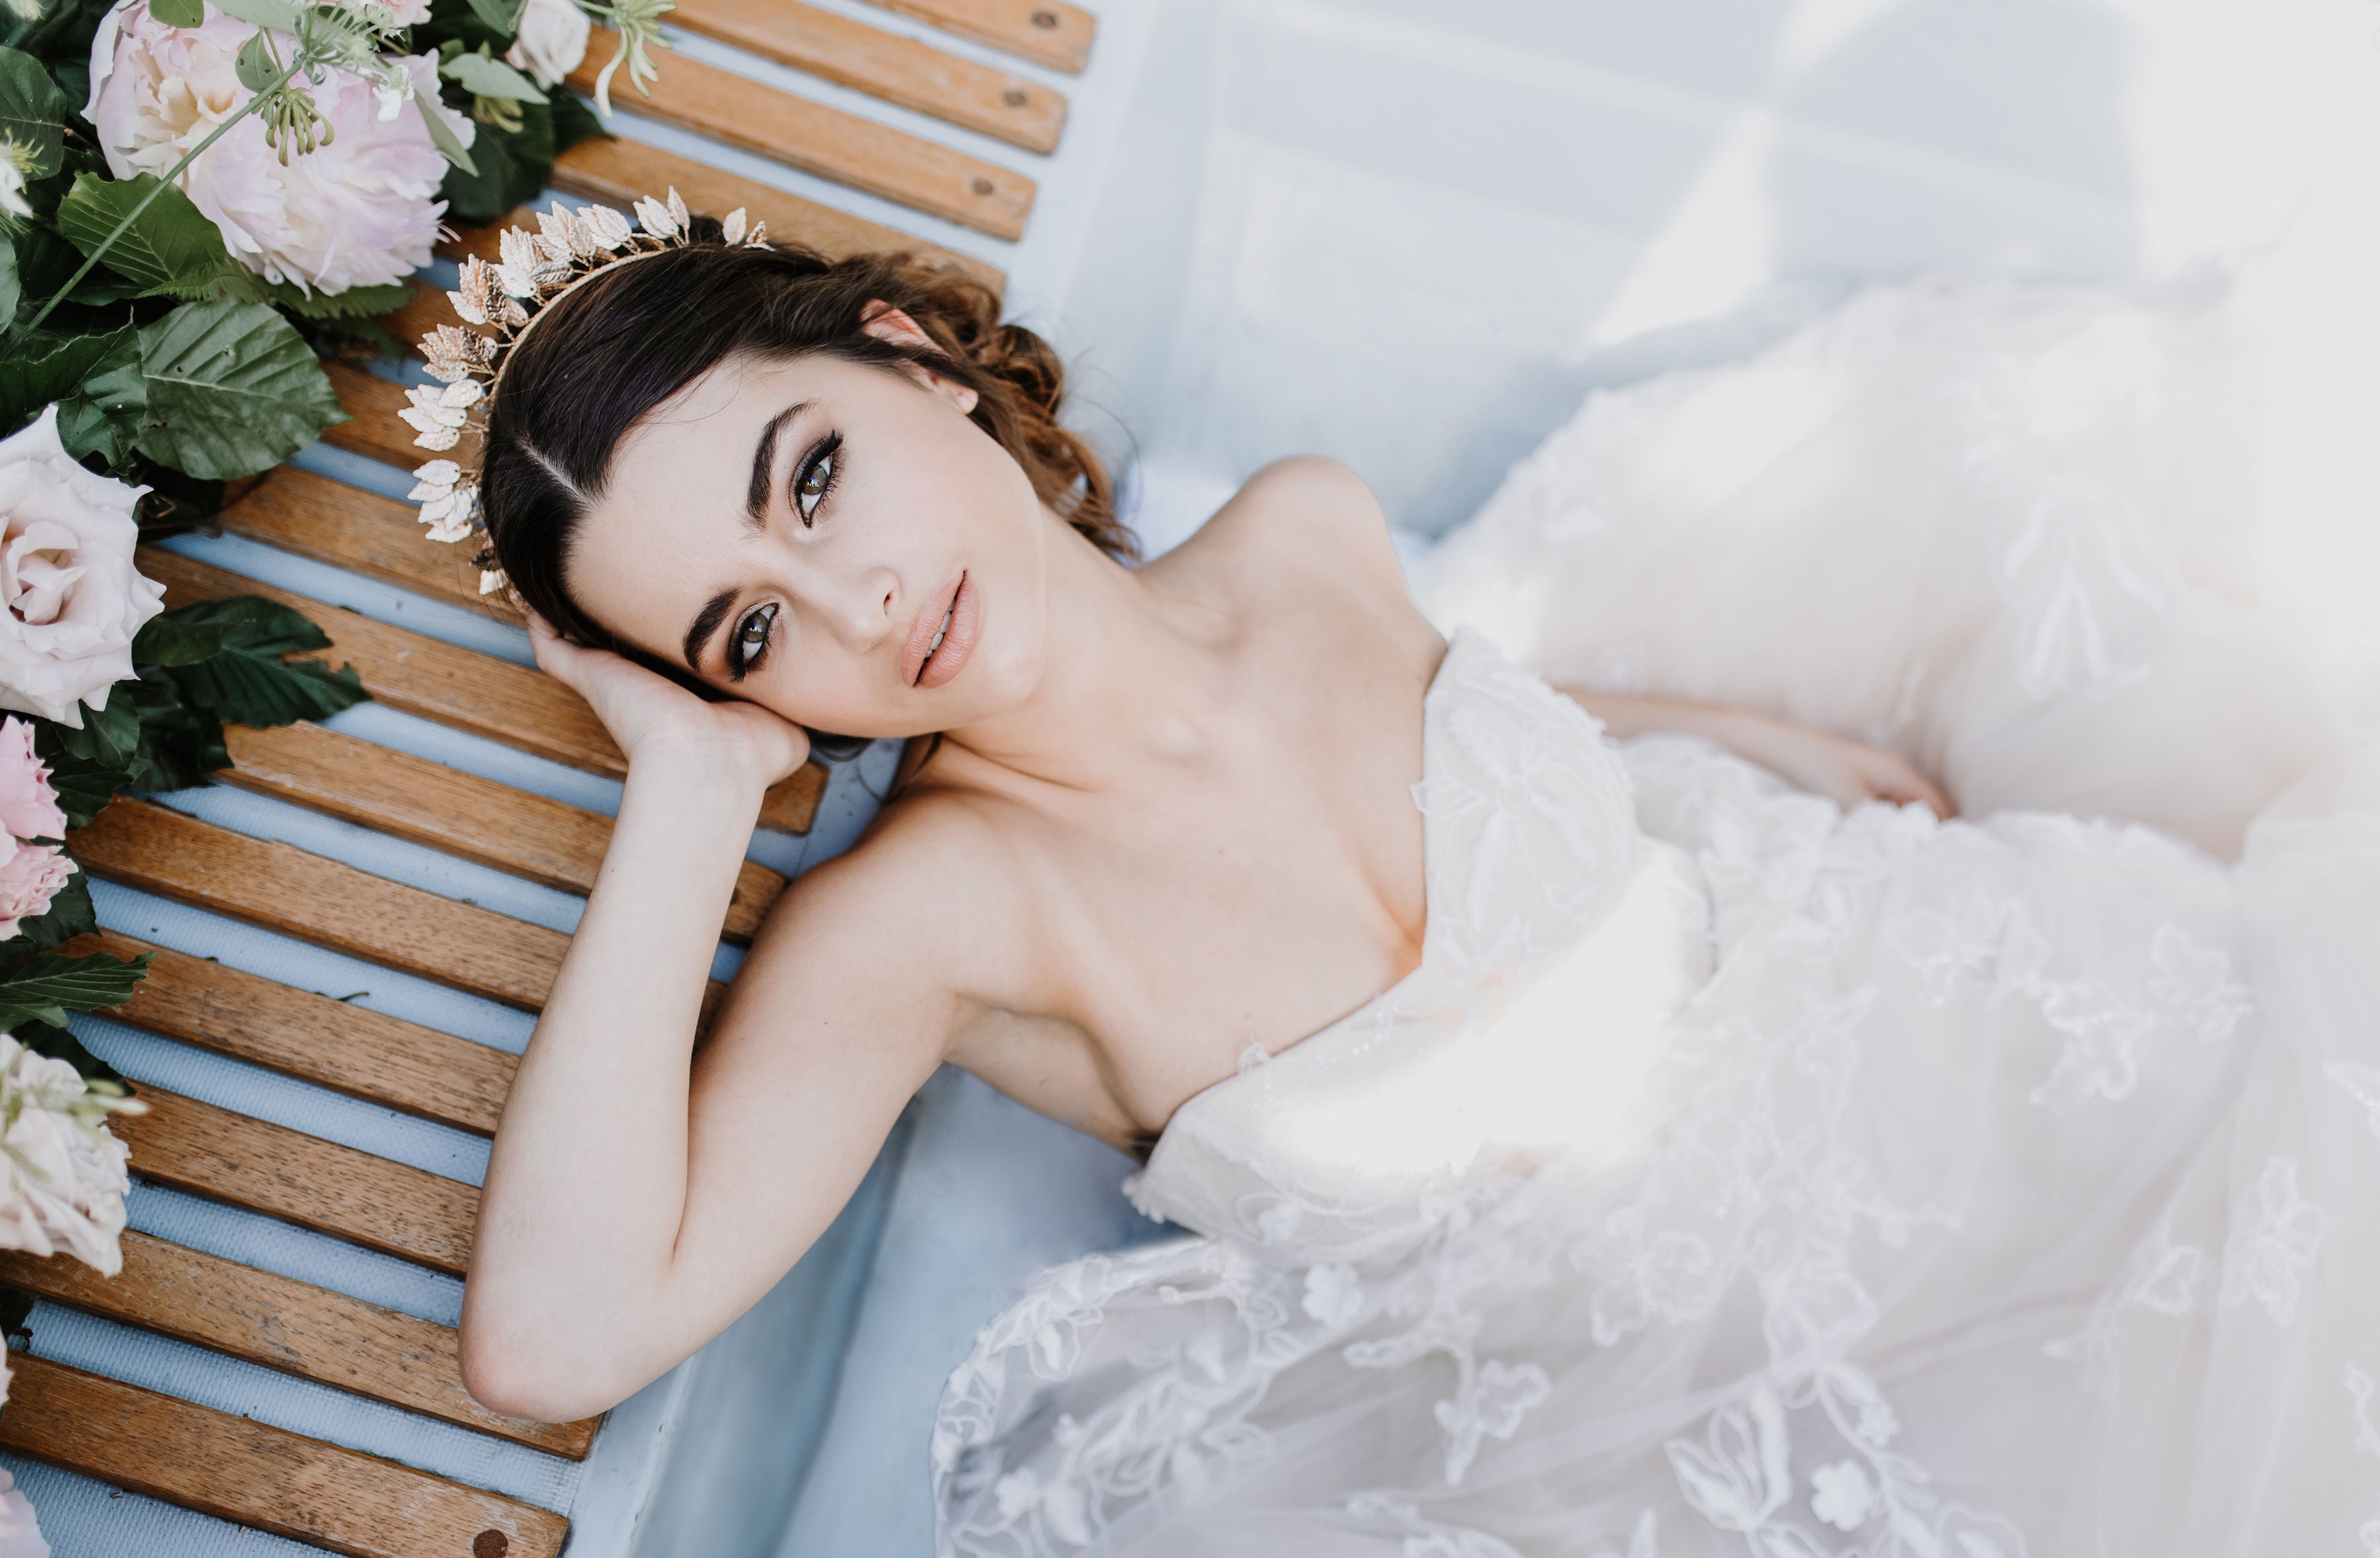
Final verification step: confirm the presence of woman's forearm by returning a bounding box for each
[463,748,769,1370]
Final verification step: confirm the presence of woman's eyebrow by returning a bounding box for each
[683,587,738,673]
[746,401,813,524]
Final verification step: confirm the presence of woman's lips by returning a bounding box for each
[910,570,980,689]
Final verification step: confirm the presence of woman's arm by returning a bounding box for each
[456,619,961,1423]
[1558,685,1956,818]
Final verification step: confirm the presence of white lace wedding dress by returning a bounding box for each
[929,163,2380,1558]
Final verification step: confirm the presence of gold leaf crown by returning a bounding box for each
[403,188,770,600]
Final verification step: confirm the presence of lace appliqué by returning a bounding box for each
[2218,1155,2330,1327]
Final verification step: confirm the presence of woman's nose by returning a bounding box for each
[800,568,901,648]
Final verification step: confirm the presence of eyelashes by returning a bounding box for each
[792,429,842,527]
[727,430,843,681]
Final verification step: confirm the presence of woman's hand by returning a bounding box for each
[526,611,811,789]
[1561,684,1956,818]
[1721,711,1956,818]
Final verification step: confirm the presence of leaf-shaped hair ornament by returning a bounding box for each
[404,190,768,600]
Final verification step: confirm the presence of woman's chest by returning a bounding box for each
[953,652,1444,1148]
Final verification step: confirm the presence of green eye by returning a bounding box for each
[793,438,838,524]
[733,602,777,672]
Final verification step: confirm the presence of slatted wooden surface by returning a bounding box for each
[570,28,1037,240]
[0,1233,595,1455]
[3,5,1093,1551]
[865,0,1096,72]
[674,0,1066,152]
[0,1356,573,1558]
[71,930,516,1135]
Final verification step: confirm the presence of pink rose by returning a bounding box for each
[0,845,74,941]
[0,719,67,844]
[86,1,473,296]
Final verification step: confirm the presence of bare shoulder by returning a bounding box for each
[729,784,1037,1039]
[1200,455,1410,613]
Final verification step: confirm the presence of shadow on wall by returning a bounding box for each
[1057,0,2176,551]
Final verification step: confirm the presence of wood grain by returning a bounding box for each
[671,0,1065,152]
[139,545,828,834]
[218,721,787,943]
[74,798,576,1013]
[569,28,1036,240]
[860,0,1095,73]
[0,1354,571,1558]
[0,1231,597,1457]
[219,459,509,623]
[110,1087,479,1274]
[65,929,516,1137]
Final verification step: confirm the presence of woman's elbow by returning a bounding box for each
[458,1307,626,1424]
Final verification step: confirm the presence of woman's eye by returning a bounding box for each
[793,434,840,526]
[731,602,777,676]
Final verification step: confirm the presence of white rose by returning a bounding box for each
[0,406,166,729]
[0,1463,46,1558]
[0,149,29,221]
[504,0,590,90]
[0,1032,138,1276]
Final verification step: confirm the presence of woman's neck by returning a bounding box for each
[906,514,1249,804]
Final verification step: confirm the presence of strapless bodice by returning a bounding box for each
[1125,624,1716,1262]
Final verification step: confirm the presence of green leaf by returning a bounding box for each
[463,0,527,36]
[129,669,226,791]
[9,1017,127,1089]
[209,0,298,31]
[0,46,67,182]
[54,172,235,293]
[0,872,98,956]
[0,239,18,331]
[29,742,129,830]
[0,949,157,1029]
[549,89,611,154]
[132,614,229,668]
[436,96,551,223]
[135,299,348,479]
[442,48,546,103]
[233,27,279,92]
[254,277,416,321]
[148,0,206,24]
[156,596,370,728]
[54,328,147,467]
[413,81,477,175]
[0,322,143,463]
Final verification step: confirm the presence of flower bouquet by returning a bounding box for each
[0,0,674,1531]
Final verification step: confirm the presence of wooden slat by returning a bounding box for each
[319,361,450,475]
[75,798,575,1013]
[110,1087,477,1274]
[672,0,1065,152]
[69,929,516,1136]
[0,1354,571,1558]
[140,546,828,834]
[862,0,1094,73]
[551,133,1006,288]
[0,1231,596,1457]
[568,28,1036,240]
[218,721,788,943]
[221,459,506,622]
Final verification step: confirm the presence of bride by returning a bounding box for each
[446,180,2380,1557]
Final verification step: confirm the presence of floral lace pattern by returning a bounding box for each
[929,268,2380,1555]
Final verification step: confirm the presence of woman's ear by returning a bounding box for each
[859,301,980,415]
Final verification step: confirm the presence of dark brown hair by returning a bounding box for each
[477,223,1134,756]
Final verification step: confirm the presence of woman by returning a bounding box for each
[451,210,2380,1556]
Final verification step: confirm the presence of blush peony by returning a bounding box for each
[505,0,591,89]
[0,406,166,730]
[85,0,473,297]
